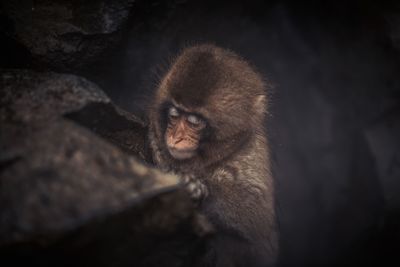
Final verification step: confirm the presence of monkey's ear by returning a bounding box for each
[254,95,267,114]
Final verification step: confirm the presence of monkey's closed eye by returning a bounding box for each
[187,114,205,127]
[168,106,180,118]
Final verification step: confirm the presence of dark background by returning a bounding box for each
[2,0,400,265]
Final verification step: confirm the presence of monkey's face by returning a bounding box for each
[151,44,267,167]
[164,106,207,160]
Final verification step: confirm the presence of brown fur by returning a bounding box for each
[148,44,278,267]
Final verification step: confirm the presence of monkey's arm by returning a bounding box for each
[206,170,276,238]
[200,168,278,266]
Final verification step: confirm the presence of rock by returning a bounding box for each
[0,70,149,160]
[66,103,150,160]
[1,70,111,123]
[1,0,134,70]
[0,70,211,266]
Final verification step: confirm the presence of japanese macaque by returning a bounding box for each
[148,44,279,267]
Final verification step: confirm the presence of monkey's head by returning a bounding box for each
[150,44,268,169]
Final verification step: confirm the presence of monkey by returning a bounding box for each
[148,44,279,267]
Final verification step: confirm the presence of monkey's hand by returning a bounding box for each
[181,175,208,201]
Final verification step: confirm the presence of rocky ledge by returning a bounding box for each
[0,70,212,267]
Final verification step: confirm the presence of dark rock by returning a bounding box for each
[1,0,134,70]
[1,70,111,123]
[0,70,211,266]
[0,69,150,160]
[65,102,150,160]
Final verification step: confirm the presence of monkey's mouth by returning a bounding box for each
[167,148,196,160]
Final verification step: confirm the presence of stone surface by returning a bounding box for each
[0,70,150,160]
[1,0,134,70]
[0,70,210,266]
[0,119,177,244]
